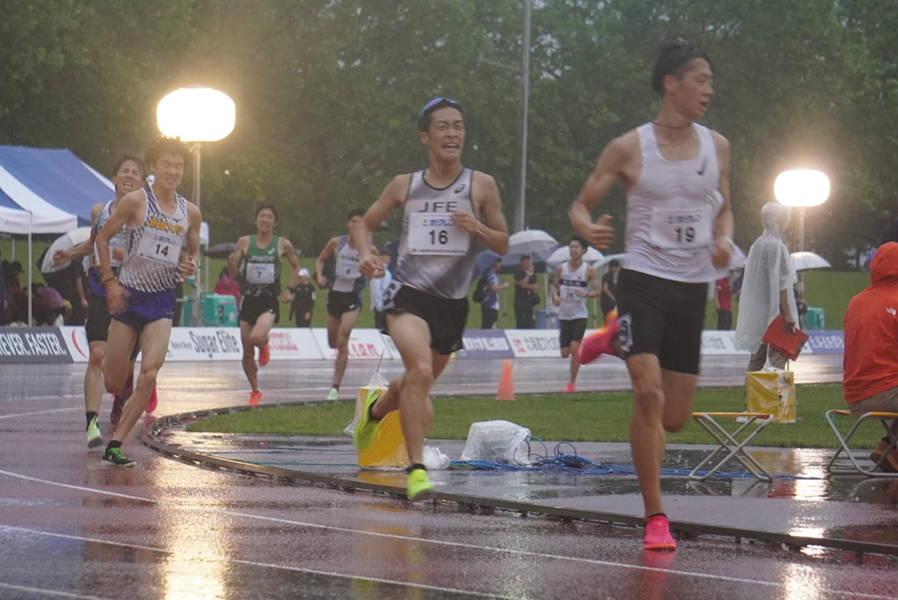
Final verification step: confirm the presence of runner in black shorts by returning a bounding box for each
[232,204,301,405]
[315,209,380,401]
[351,97,510,502]
[570,42,734,550]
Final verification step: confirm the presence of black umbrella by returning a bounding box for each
[204,242,237,260]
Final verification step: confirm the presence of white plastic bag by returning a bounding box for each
[460,420,531,466]
[423,446,451,470]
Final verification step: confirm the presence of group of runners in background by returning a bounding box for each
[66,41,731,551]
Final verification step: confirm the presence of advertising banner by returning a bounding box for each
[456,329,515,359]
[505,329,561,358]
[267,328,325,361]
[311,328,391,360]
[0,327,71,364]
[804,331,844,354]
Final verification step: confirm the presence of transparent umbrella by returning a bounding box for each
[507,229,558,256]
[40,227,92,274]
[791,251,831,272]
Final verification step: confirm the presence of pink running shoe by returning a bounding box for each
[563,384,576,393]
[579,319,620,365]
[248,390,263,405]
[145,387,158,414]
[643,515,677,551]
[259,344,271,367]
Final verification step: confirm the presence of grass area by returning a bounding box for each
[187,384,878,449]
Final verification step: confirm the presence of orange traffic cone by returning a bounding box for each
[496,359,515,401]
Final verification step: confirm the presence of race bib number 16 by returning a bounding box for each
[408,212,471,256]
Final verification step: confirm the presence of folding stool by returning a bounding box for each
[824,409,898,477]
[689,412,775,482]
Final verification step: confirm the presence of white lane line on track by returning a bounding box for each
[0,468,893,599]
[0,581,113,600]
[0,407,81,420]
[0,524,520,600]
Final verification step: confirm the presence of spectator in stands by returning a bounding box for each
[843,241,898,472]
[734,202,799,371]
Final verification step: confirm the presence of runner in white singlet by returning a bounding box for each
[94,137,202,468]
[314,209,381,401]
[568,42,733,551]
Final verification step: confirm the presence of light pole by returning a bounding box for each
[157,86,235,325]
[774,169,830,292]
[477,0,530,233]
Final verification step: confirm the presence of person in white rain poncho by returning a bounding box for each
[734,202,799,371]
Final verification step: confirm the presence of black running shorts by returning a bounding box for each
[85,294,112,343]
[615,268,707,375]
[559,318,588,349]
[384,283,468,355]
[326,290,362,318]
[239,295,280,326]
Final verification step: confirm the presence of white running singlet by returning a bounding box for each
[623,122,726,283]
[118,185,189,293]
[557,261,589,321]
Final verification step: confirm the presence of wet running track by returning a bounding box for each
[2,354,897,600]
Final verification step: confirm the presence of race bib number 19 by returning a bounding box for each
[649,206,713,249]
[408,212,471,256]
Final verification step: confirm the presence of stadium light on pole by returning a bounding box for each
[157,86,235,325]
[774,169,830,253]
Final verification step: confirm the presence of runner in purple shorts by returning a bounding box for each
[94,136,202,467]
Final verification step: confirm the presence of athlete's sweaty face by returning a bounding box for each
[112,160,143,197]
[422,107,464,162]
[255,208,277,233]
[569,240,585,261]
[151,153,185,192]
[671,58,714,120]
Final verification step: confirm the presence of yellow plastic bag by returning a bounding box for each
[746,370,796,423]
[352,373,408,468]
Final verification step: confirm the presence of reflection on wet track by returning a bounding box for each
[1,355,896,600]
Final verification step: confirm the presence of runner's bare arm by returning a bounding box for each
[54,203,104,265]
[355,174,410,278]
[179,202,202,279]
[230,236,249,277]
[281,238,301,302]
[454,172,509,255]
[710,132,733,268]
[568,134,638,250]
[95,191,142,282]
[551,265,562,306]
[315,237,340,288]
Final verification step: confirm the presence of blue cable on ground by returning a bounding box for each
[449,438,809,480]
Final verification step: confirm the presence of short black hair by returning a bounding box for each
[111,154,146,179]
[145,136,189,167]
[651,41,712,95]
[569,236,588,250]
[256,204,278,221]
[609,259,620,268]
[347,208,365,220]
[418,97,464,132]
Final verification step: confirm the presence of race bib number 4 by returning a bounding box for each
[649,206,713,249]
[408,212,471,256]
[135,230,180,265]
[246,262,276,285]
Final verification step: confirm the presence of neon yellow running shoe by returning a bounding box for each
[86,416,102,449]
[407,468,434,502]
[352,388,383,451]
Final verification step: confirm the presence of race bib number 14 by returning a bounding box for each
[408,212,471,256]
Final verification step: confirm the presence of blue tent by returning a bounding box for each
[0,145,113,235]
